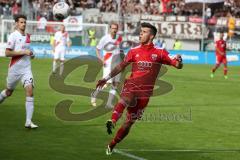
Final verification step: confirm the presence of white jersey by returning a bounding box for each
[97,34,123,82]
[6,30,32,74]
[54,31,70,49]
[96,34,123,65]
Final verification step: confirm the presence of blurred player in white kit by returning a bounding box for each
[0,14,38,129]
[91,22,124,108]
[52,24,71,75]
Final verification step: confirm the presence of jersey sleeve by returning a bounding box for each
[6,33,15,50]
[160,49,177,66]
[118,49,134,68]
[96,36,105,50]
[123,49,134,63]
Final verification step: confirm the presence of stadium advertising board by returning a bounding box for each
[25,45,240,66]
[185,0,224,3]
[1,44,239,65]
[31,45,96,58]
[63,15,83,31]
[170,50,240,65]
[142,21,209,39]
[189,16,217,25]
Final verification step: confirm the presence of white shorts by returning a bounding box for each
[54,47,66,61]
[7,71,34,90]
[103,62,121,83]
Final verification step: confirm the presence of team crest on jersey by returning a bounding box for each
[151,54,158,60]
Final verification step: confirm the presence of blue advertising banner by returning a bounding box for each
[169,50,240,66]
[31,44,96,59]
[31,45,240,66]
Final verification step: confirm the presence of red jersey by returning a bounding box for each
[215,39,226,56]
[121,43,177,97]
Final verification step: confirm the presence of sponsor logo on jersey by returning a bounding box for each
[151,54,158,61]
[137,61,152,68]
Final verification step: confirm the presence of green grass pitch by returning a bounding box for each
[0,57,240,160]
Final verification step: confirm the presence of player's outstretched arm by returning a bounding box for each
[96,61,129,89]
[96,49,104,63]
[5,48,33,57]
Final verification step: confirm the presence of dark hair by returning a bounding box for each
[141,22,157,37]
[109,22,118,28]
[14,14,27,22]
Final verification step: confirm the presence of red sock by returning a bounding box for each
[109,124,131,148]
[212,68,216,73]
[212,64,220,73]
[111,102,125,123]
[224,67,228,75]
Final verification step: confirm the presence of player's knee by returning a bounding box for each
[124,120,134,129]
[26,89,33,97]
[25,85,34,97]
[121,97,137,107]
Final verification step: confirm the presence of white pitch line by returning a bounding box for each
[119,148,240,153]
[114,149,148,160]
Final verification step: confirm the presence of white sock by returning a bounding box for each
[25,97,34,124]
[91,87,103,101]
[106,88,116,107]
[60,62,64,75]
[53,61,57,73]
[0,90,7,103]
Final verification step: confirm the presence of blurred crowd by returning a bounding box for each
[1,0,240,20]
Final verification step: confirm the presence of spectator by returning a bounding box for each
[173,39,182,50]
[0,4,4,16]
[11,2,20,16]
[3,4,11,17]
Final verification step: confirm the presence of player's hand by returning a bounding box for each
[174,54,183,69]
[175,54,182,62]
[96,79,107,89]
[23,49,33,56]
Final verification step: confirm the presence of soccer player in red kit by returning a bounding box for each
[211,32,228,79]
[96,23,183,155]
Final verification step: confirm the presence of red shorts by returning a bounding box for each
[120,81,151,122]
[120,80,154,98]
[216,55,227,64]
[126,97,150,122]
